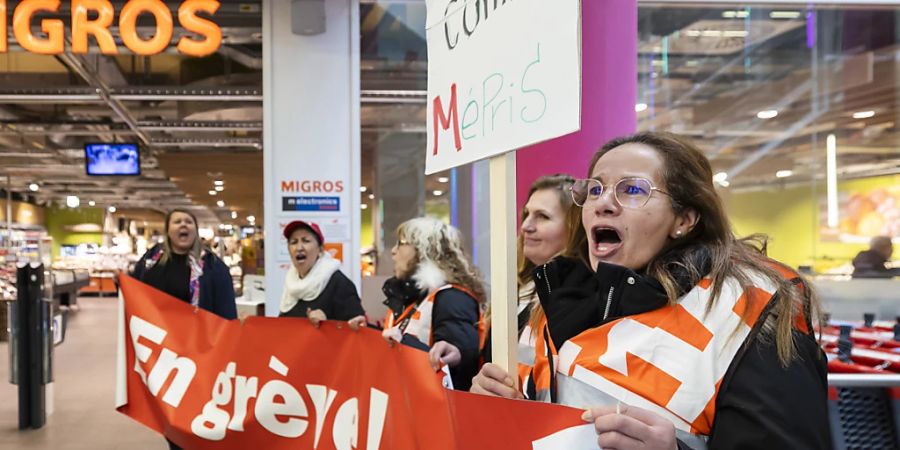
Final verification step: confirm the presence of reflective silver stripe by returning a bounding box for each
[556,374,709,447]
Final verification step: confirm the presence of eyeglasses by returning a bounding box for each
[569,177,670,209]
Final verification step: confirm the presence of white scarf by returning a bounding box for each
[279,253,342,313]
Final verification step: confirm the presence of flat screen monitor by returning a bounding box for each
[84,143,140,176]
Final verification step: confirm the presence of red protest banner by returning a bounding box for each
[116,275,595,449]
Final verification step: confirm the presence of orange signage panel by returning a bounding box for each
[2,0,222,57]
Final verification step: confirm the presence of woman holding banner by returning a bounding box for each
[131,208,237,450]
[471,132,830,449]
[382,217,485,391]
[278,220,366,325]
[482,174,588,383]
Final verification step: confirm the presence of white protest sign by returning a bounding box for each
[425,0,581,174]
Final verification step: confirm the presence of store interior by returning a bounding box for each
[0,1,898,446]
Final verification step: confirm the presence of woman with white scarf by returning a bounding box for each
[278,220,365,325]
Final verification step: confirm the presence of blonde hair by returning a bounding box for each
[160,208,202,265]
[397,217,486,302]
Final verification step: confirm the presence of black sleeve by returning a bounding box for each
[211,259,237,320]
[329,272,365,321]
[708,330,832,449]
[431,289,480,391]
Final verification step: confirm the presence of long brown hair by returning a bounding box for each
[590,132,821,365]
[160,208,202,265]
[515,175,588,334]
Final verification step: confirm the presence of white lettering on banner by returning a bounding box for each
[127,313,390,446]
[129,315,196,407]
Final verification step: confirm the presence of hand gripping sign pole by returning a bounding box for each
[424,0,582,378]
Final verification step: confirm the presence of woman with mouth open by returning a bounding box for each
[278,220,365,326]
[381,217,486,391]
[471,132,830,449]
[132,208,237,450]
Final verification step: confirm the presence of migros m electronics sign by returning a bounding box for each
[0,0,222,57]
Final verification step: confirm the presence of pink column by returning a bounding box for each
[516,0,637,210]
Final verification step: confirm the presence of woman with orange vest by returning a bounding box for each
[471,132,830,449]
[482,174,587,390]
[381,217,486,391]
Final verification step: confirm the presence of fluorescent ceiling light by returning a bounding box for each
[713,172,728,183]
[88,200,96,206]
[214,180,224,186]
[231,211,238,219]
[775,170,794,178]
[852,111,875,119]
[757,110,778,119]
[722,10,749,19]
[209,190,217,196]
[437,177,450,183]
[247,215,256,223]
[433,190,444,196]
[216,200,225,208]
[361,203,368,210]
[215,186,224,192]
[770,11,801,19]
[29,183,39,192]
[826,134,838,228]
[635,103,648,112]
[360,186,368,193]
[66,196,80,208]
[368,194,375,200]
[108,206,117,213]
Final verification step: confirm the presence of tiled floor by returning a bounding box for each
[0,296,163,449]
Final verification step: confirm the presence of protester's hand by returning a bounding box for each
[429,341,461,370]
[382,327,402,345]
[307,309,327,328]
[469,363,523,399]
[347,315,367,331]
[582,403,677,450]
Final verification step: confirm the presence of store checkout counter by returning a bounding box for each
[814,277,899,321]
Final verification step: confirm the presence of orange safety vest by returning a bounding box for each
[530,270,799,438]
[384,284,487,350]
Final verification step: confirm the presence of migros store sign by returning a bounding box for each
[0,0,222,57]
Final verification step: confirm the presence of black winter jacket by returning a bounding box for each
[132,245,237,320]
[532,256,831,450]
[279,270,364,321]
[382,277,481,391]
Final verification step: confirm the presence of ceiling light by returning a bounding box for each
[231,211,238,219]
[88,200,96,206]
[247,215,256,223]
[108,206,117,213]
[214,180,224,186]
[852,110,875,119]
[216,200,225,208]
[66,196,80,208]
[756,110,778,119]
[215,186,224,192]
[722,10,748,19]
[28,183,39,192]
[360,186,368,193]
[713,172,728,183]
[437,177,450,183]
[209,190,217,196]
[718,180,730,187]
[826,134,838,228]
[361,203,368,210]
[775,170,794,178]
[770,11,801,19]
[433,190,444,196]
[368,194,375,200]
[635,103,648,113]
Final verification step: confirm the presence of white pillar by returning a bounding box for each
[263,0,361,316]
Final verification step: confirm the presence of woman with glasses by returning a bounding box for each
[481,174,588,391]
[381,217,486,391]
[471,132,829,449]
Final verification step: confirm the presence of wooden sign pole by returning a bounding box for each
[488,152,519,379]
